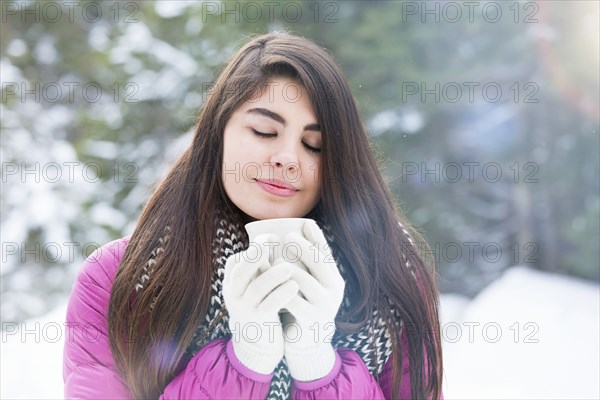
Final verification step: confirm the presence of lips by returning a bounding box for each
[257,179,298,191]
[255,178,298,197]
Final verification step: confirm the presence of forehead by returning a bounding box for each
[238,78,316,118]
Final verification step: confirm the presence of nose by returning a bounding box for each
[269,140,299,174]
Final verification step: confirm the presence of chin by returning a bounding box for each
[243,207,302,221]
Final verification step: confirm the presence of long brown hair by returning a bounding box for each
[108,31,443,399]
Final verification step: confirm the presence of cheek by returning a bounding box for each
[222,131,241,187]
[302,160,321,196]
[223,131,249,166]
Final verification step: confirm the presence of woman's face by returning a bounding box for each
[222,77,322,221]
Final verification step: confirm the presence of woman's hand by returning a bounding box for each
[280,220,345,381]
[222,233,299,375]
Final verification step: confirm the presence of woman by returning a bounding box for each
[63,32,444,399]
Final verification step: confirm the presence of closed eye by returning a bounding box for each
[251,128,276,138]
[251,128,321,154]
[303,143,321,154]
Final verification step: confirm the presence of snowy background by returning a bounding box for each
[2,1,599,399]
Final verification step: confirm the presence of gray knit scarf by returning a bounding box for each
[136,209,415,399]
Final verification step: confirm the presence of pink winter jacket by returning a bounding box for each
[63,236,443,399]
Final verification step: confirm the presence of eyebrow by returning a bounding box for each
[246,107,321,132]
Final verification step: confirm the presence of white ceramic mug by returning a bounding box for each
[244,218,313,273]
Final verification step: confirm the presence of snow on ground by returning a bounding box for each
[1,302,67,399]
[1,265,598,399]
[440,266,600,399]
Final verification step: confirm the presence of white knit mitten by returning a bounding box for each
[223,233,299,374]
[280,220,345,381]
